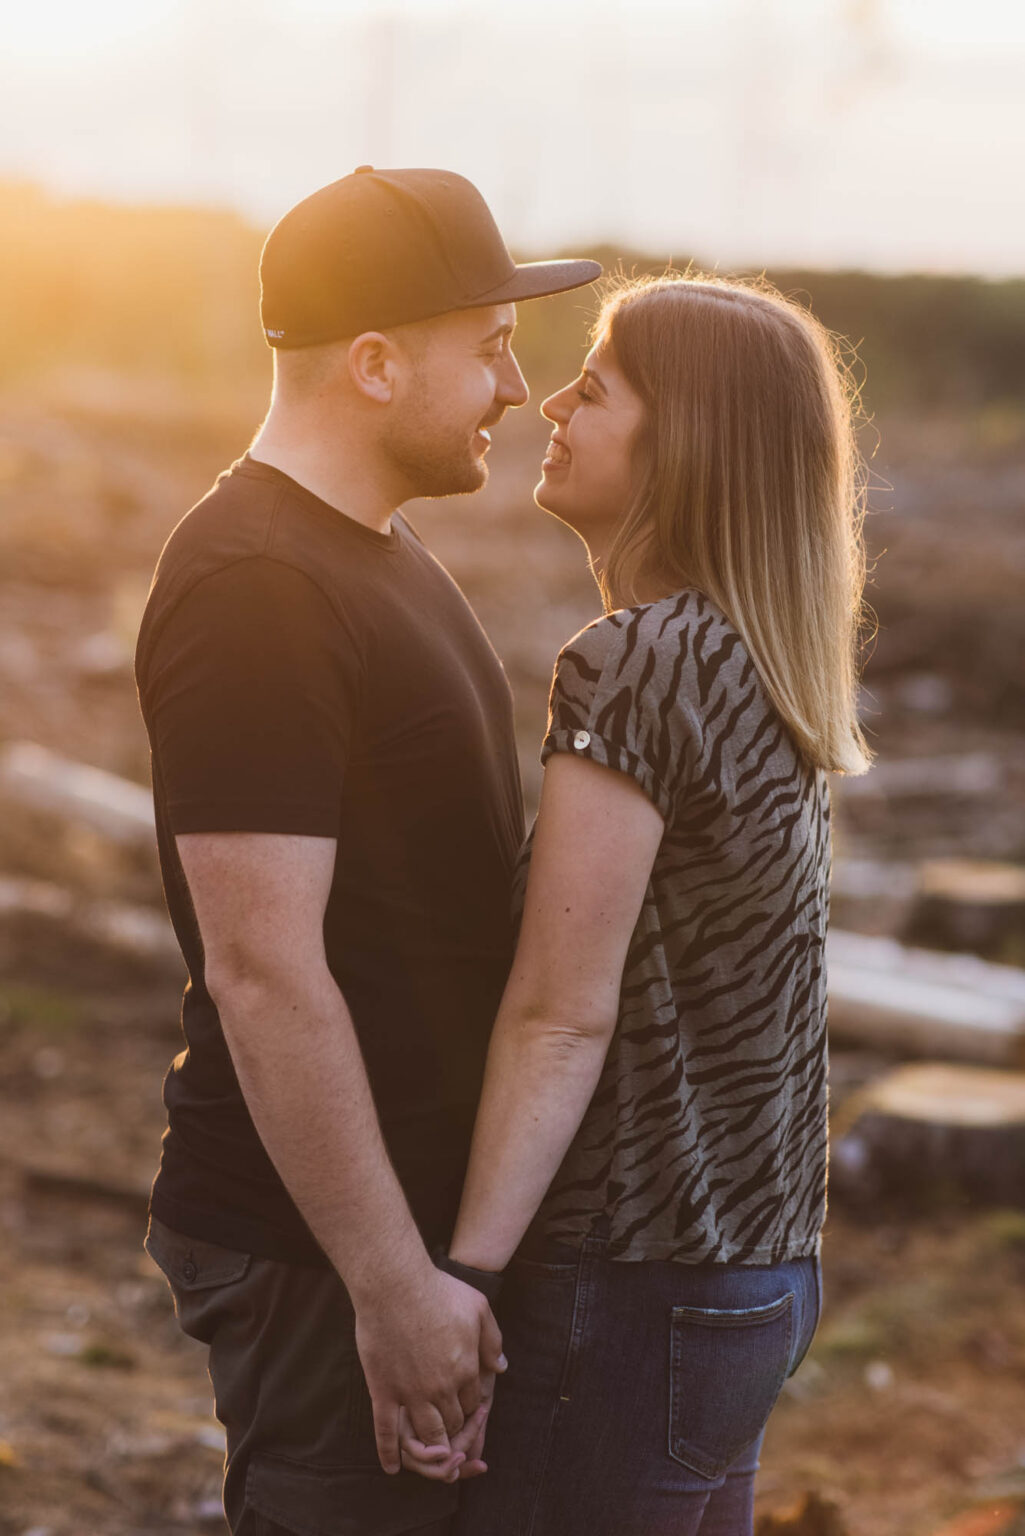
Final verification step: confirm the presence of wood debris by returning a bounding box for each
[0,740,154,849]
[827,930,1025,1067]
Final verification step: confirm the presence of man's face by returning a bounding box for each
[383,304,529,498]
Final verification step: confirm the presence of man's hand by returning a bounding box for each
[398,1369,497,1482]
[354,1267,506,1475]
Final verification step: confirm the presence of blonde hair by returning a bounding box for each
[597,272,872,776]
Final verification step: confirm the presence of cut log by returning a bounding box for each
[0,740,154,849]
[831,1061,1025,1209]
[903,858,1025,963]
[0,875,179,967]
[826,930,1025,1068]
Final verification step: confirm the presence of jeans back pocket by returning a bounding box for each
[668,1291,794,1480]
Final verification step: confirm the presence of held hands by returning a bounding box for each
[399,1368,497,1482]
[353,1264,506,1479]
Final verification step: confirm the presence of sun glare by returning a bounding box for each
[0,0,1022,274]
[4,0,180,62]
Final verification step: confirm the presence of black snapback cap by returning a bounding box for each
[260,166,602,348]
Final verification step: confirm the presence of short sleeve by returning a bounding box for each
[141,557,363,837]
[540,607,705,821]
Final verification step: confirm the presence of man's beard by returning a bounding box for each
[383,410,489,500]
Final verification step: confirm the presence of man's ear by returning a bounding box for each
[348,332,401,404]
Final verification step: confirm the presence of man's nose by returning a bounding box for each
[499,351,530,409]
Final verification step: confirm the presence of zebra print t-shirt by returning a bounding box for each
[519,589,831,1265]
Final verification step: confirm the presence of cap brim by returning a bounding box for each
[465,258,602,308]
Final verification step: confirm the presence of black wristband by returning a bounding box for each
[432,1246,504,1303]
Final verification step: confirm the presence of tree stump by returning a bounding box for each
[903,859,1025,966]
[832,1062,1025,1210]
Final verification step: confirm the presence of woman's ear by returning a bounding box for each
[348,331,400,404]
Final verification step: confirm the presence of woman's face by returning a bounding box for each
[535,339,646,538]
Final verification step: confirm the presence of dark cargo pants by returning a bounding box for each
[146,1216,457,1536]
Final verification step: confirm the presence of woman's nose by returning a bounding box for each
[541,389,567,424]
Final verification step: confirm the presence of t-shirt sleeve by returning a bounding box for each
[540,609,705,820]
[143,557,363,837]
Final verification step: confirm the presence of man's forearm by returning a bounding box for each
[213,965,431,1302]
[449,1011,611,1273]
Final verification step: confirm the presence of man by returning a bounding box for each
[135,166,599,1536]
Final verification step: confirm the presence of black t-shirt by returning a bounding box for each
[135,455,524,1265]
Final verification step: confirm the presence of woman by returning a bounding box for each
[404,272,870,1534]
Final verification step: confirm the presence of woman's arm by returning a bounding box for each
[448,751,665,1274]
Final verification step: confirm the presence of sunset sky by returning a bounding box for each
[2,0,1023,274]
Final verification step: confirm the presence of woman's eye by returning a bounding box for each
[576,388,594,404]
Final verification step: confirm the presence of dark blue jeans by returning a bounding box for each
[455,1232,822,1536]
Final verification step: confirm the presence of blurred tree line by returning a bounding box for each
[2,181,1023,416]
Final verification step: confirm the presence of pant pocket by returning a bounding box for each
[668,1291,794,1480]
[145,1217,253,1346]
[787,1256,824,1379]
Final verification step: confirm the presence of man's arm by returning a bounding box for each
[176,829,505,1475]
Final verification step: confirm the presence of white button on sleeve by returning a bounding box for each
[573,730,591,750]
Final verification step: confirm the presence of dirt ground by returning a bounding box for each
[1,977,1024,1536]
[1,383,1024,1535]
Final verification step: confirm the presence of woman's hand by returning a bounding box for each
[398,1370,496,1481]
